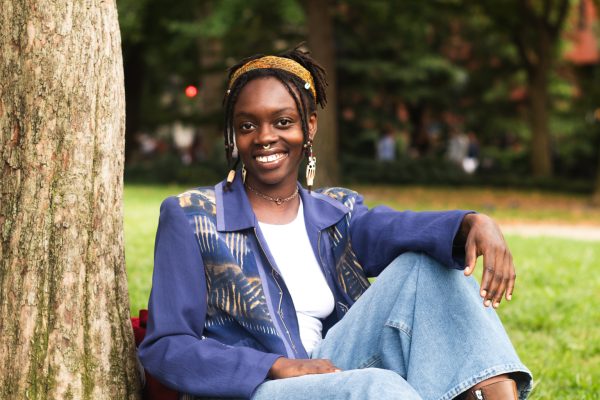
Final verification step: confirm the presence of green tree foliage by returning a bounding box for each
[118,0,599,192]
[118,0,306,158]
[335,1,468,157]
[472,0,571,177]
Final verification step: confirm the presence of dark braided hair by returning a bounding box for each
[222,46,328,170]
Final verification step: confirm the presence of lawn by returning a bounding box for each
[124,184,600,399]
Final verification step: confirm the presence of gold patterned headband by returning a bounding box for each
[227,56,316,100]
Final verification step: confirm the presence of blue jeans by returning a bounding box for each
[185,253,532,400]
[250,253,532,400]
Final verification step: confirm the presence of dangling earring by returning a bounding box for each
[304,140,316,193]
[226,155,240,190]
[242,164,246,183]
[226,169,236,186]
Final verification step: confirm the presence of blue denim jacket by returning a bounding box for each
[139,174,471,398]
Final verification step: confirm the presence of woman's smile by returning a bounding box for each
[255,152,288,165]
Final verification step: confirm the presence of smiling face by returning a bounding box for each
[233,77,317,193]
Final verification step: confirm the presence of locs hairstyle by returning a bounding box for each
[222,46,328,170]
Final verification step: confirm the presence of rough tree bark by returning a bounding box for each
[305,0,340,187]
[0,1,141,399]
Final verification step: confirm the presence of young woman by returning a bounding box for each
[139,48,532,400]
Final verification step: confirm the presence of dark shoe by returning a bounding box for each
[464,378,518,400]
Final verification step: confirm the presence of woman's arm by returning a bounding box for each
[138,197,280,398]
[348,193,473,275]
[348,193,515,308]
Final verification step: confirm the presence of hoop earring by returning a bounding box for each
[304,140,316,192]
[242,164,247,183]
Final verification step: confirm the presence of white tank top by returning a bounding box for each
[258,200,335,355]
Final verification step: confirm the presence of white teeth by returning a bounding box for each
[256,153,285,163]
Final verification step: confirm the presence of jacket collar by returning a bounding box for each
[215,171,349,232]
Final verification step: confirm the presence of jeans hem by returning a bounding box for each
[437,363,533,400]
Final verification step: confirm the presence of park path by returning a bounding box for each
[500,222,600,242]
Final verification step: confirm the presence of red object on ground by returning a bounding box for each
[131,310,179,400]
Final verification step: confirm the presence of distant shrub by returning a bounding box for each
[341,156,594,193]
[125,155,225,185]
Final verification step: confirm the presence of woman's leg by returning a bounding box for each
[312,252,532,400]
[185,368,423,400]
[252,368,422,400]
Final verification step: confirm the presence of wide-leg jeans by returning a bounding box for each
[250,252,532,400]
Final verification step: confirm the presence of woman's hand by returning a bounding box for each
[268,357,341,379]
[458,213,516,309]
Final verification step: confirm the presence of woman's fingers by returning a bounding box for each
[461,213,517,308]
[269,358,342,379]
[481,248,514,308]
[491,250,509,308]
[464,239,478,276]
[480,251,494,306]
[308,359,340,374]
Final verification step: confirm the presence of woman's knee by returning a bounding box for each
[349,368,421,399]
[380,252,444,283]
[389,252,423,269]
[385,252,445,274]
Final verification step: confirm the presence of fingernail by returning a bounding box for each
[484,299,491,307]
[334,369,341,373]
[507,294,512,301]
[481,290,487,297]
[464,266,471,274]
[493,302,500,308]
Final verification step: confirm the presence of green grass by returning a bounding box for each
[499,235,600,399]
[354,184,600,224]
[124,184,600,399]
[124,184,189,316]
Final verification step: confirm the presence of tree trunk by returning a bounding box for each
[305,0,340,186]
[0,1,141,399]
[527,32,554,177]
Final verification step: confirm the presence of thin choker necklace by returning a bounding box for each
[245,183,299,205]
